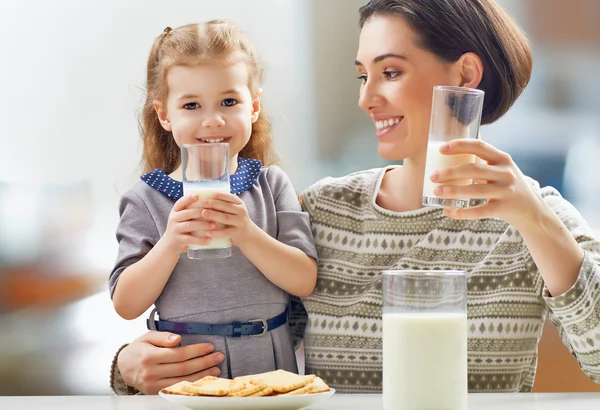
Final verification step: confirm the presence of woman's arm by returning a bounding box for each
[432,139,600,384]
[516,196,584,296]
[111,331,225,395]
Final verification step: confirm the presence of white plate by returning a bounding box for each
[159,388,335,410]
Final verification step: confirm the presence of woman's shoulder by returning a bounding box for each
[299,167,386,215]
[302,167,386,199]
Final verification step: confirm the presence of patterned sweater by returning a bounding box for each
[110,166,600,395]
[297,167,600,393]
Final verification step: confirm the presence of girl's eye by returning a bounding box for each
[222,98,238,107]
[383,70,402,79]
[357,74,367,84]
[184,102,200,110]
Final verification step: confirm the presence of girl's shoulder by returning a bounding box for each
[259,164,295,191]
[118,180,174,219]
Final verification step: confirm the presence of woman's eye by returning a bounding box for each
[383,70,402,79]
[222,98,238,107]
[357,74,367,83]
[183,102,200,110]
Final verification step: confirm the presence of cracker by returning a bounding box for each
[181,377,247,396]
[248,386,274,397]
[160,381,196,396]
[246,369,308,393]
[233,371,272,384]
[191,375,219,385]
[282,377,330,396]
[303,374,317,383]
[226,382,265,397]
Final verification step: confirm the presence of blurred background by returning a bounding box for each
[0,0,599,395]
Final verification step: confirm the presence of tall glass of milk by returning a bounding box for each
[422,86,485,209]
[181,143,231,259]
[382,270,468,410]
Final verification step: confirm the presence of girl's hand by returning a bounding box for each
[430,139,546,229]
[160,194,216,255]
[199,193,259,248]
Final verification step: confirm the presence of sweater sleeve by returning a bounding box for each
[528,185,600,384]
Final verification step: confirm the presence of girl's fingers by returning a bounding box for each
[201,199,239,215]
[173,208,204,222]
[178,220,216,234]
[173,194,199,212]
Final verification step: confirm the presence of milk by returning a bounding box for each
[382,312,468,410]
[183,183,231,250]
[423,139,475,197]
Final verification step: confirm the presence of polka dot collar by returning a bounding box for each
[140,157,262,200]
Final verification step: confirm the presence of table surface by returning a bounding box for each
[2,393,600,409]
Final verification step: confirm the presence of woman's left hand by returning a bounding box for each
[430,139,546,228]
[199,193,259,247]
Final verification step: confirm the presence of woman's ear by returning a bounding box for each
[457,52,484,89]
[251,88,263,123]
[153,100,172,131]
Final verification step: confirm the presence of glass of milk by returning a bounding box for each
[382,270,468,410]
[422,86,485,209]
[181,143,231,259]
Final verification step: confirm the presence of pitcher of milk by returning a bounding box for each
[382,270,468,410]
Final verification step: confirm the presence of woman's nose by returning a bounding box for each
[358,80,384,112]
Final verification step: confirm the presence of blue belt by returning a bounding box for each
[147,308,288,337]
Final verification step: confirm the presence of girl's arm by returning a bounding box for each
[111,193,216,320]
[202,166,318,297]
[112,240,180,320]
[238,228,317,297]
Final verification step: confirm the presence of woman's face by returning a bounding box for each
[355,15,460,161]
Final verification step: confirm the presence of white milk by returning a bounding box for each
[183,184,231,250]
[423,139,475,197]
[383,312,468,410]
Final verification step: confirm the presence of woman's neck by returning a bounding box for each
[376,156,427,212]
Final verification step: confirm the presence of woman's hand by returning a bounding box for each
[117,331,225,395]
[199,193,260,248]
[159,194,216,255]
[430,139,546,228]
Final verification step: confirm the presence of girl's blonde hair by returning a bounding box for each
[140,20,277,174]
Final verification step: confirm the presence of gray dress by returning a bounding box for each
[109,164,317,378]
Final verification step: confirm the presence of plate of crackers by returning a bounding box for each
[159,369,335,410]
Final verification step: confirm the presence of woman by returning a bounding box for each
[111,0,600,394]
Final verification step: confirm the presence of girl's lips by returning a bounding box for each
[195,137,232,143]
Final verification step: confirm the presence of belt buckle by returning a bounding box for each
[249,318,268,336]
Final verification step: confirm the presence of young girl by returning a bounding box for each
[109,21,318,379]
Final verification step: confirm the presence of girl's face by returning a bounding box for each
[355,15,459,162]
[155,54,261,165]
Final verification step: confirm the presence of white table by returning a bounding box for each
[1,394,600,409]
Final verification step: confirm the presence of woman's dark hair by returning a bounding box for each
[359,0,533,125]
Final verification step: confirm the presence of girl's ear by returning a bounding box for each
[153,100,172,131]
[251,88,262,123]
